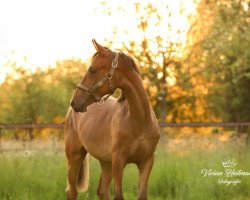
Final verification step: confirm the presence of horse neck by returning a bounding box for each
[119,71,152,125]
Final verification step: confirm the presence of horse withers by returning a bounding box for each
[65,39,160,200]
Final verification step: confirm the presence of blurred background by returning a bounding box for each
[0,0,250,199]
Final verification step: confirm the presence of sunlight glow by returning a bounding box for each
[0,0,108,82]
[0,0,198,83]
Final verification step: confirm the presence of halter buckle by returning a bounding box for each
[112,59,118,68]
[87,88,94,95]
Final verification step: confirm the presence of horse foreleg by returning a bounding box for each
[137,156,154,200]
[66,148,86,200]
[112,156,125,200]
[97,161,112,200]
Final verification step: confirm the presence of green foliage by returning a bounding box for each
[199,0,250,122]
[0,58,87,139]
[101,0,250,123]
[0,153,66,200]
[0,59,86,124]
[0,144,249,200]
[1,0,250,130]
[101,0,229,123]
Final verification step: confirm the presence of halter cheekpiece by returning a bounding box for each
[76,52,120,105]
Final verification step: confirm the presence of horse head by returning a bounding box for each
[70,39,120,113]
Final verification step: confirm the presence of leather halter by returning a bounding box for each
[76,52,119,105]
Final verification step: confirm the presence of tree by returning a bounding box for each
[100,0,203,122]
[0,57,87,139]
[197,0,250,123]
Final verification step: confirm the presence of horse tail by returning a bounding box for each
[77,154,89,192]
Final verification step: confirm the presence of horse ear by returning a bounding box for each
[92,39,109,57]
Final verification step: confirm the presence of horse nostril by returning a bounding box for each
[70,100,75,109]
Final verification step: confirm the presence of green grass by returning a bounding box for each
[0,142,249,200]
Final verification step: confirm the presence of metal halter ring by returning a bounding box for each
[106,72,113,80]
[97,98,105,106]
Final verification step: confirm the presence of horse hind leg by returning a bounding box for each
[76,154,89,192]
[97,161,112,200]
[65,144,88,200]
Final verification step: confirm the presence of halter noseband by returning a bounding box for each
[76,52,119,105]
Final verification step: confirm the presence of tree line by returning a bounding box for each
[0,0,249,138]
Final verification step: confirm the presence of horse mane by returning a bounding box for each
[117,51,141,102]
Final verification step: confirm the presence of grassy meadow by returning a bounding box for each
[0,135,250,200]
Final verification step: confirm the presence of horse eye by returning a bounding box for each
[89,67,97,74]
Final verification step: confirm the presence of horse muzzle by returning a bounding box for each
[70,99,87,113]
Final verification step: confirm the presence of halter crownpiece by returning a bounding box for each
[76,51,120,105]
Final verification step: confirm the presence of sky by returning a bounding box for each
[0,0,115,82]
[0,0,197,83]
[0,0,110,65]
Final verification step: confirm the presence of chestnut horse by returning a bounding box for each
[65,39,159,200]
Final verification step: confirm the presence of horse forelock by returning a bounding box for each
[90,47,110,61]
[91,52,99,61]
